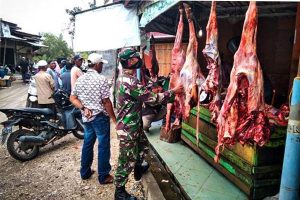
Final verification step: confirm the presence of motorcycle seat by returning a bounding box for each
[18,108,55,116]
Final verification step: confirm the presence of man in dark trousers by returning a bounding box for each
[70,53,116,185]
[114,48,183,200]
[19,57,29,83]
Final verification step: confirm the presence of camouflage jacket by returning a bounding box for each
[116,74,174,134]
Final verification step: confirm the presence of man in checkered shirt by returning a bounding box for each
[70,53,116,185]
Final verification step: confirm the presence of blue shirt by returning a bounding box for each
[61,70,71,94]
[60,66,67,75]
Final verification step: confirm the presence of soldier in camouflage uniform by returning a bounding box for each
[114,48,183,200]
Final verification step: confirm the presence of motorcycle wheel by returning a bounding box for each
[72,118,84,139]
[7,129,39,161]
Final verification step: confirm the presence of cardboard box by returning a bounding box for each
[0,79,12,87]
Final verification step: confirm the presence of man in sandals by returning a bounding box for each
[70,53,116,185]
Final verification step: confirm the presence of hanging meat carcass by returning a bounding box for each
[143,35,159,79]
[180,4,205,120]
[201,1,221,123]
[215,2,270,162]
[141,35,160,86]
[164,6,186,133]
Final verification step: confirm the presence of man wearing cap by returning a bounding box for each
[71,54,83,91]
[34,60,55,111]
[70,53,117,185]
[59,60,68,75]
[114,48,183,200]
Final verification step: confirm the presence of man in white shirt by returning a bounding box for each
[70,53,116,185]
[34,60,55,112]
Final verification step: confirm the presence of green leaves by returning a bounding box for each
[33,33,73,62]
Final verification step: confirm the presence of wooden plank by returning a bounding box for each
[155,42,188,77]
[181,133,252,196]
[185,113,285,166]
[190,107,287,139]
[182,129,281,182]
[182,123,254,172]
[181,133,281,200]
[288,2,300,91]
[182,125,283,174]
[155,43,172,77]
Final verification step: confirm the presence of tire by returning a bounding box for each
[72,118,84,139]
[7,129,39,161]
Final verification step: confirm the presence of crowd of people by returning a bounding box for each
[29,48,183,200]
[31,55,84,111]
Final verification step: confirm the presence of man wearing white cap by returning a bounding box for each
[70,53,117,185]
[34,60,55,111]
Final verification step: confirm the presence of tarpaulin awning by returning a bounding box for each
[139,0,179,28]
[73,3,141,52]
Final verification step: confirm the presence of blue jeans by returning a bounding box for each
[80,114,111,183]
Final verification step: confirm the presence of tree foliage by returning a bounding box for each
[33,33,73,62]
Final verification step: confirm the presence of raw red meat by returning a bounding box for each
[215,2,270,162]
[180,4,205,120]
[265,104,289,127]
[201,1,221,123]
[165,6,186,132]
[143,35,159,79]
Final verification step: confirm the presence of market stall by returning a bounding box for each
[139,1,299,199]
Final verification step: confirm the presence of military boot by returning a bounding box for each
[115,186,137,200]
[134,161,150,181]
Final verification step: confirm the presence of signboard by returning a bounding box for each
[1,22,11,37]
[139,0,179,28]
[74,4,141,52]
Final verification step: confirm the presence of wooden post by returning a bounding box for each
[14,40,17,67]
[288,3,300,91]
[3,39,6,66]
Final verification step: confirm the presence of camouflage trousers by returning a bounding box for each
[114,129,149,187]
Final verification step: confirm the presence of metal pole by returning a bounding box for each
[279,74,300,199]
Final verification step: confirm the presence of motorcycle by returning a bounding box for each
[0,90,84,161]
[26,76,38,108]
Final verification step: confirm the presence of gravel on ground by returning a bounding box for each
[0,80,145,200]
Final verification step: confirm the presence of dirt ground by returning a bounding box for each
[0,80,145,200]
